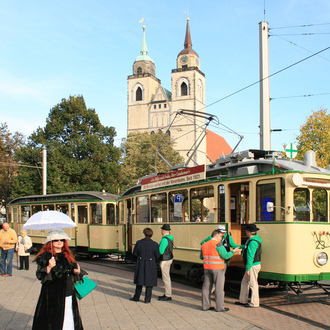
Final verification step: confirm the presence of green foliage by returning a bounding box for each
[10,96,121,198]
[0,123,25,205]
[121,131,184,190]
[295,108,330,168]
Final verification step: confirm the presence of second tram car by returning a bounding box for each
[6,191,121,256]
[118,149,330,286]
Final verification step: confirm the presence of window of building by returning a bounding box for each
[164,104,167,108]
[169,190,189,222]
[190,186,215,222]
[136,196,150,223]
[159,104,161,108]
[136,87,142,101]
[137,67,142,74]
[312,189,327,222]
[154,104,156,109]
[90,203,102,224]
[151,193,167,223]
[181,82,188,96]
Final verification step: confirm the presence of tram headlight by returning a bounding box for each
[314,251,328,267]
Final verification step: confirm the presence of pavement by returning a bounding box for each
[0,257,328,329]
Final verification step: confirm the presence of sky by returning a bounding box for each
[1,0,329,154]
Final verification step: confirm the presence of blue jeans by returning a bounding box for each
[0,247,15,275]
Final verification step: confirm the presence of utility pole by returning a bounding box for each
[259,21,271,150]
[42,147,47,195]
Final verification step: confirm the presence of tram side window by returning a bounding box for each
[151,193,167,223]
[43,205,55,211]
[56,204,69,215]
[91,203,102,224]
[20,206,30,222]
[169,190,189,222]
[136,196,150,223]
[78,205,87,224]
[106,203,115,225]
[294,188,310,221]
[312,189,327,222]
[218,185,225,222]
[32,205,42,215]
[190,186,215,222]
[257,183,276,221]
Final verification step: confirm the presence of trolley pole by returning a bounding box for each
[42,146,47,195]
[259,21,271,150]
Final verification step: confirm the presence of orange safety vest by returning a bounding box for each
[202,239,225,270]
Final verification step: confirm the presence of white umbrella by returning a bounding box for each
[23,210,77,230]
[23,210,76,256]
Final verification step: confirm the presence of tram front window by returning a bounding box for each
[294,188,311,221]
[21,206,30,222]
[106,203,115,224]
[136,196,150,223]
[169,190,189,222]
[151,193,167,223]
[190,186,214,222]
[91,203,102,224]
[312,189,327,222]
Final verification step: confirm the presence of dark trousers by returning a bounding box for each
[19,256,29,270]
[133,285,153,303]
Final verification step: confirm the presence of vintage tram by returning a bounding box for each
[117,149,330,287]
[6,191,121,256]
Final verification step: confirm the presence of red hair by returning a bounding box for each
[35,240,76,263]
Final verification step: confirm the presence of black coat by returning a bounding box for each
[133,237,160,287]
[32,252,85,330]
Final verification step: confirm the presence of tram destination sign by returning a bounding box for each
[141,165,206,191]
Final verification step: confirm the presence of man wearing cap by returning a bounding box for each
[0,222,17,277]
[201,229,241,312]
[235,223,262,308]
[158,224,174,301]
[200,225,243,270]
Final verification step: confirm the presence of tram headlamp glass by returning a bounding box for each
[317,252,328,266]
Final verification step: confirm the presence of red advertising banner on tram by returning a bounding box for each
[141,165,206,191]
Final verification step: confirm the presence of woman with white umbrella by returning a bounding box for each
[32,229,85,330]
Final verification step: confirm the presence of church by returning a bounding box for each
[127,18,232,166]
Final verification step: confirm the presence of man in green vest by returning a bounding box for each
[235,223,262,308]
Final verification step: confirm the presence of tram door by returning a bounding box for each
[229,182,250,245]
[76,204,89,247]
[126,199,133,253]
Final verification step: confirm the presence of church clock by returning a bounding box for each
[180,55,188,64]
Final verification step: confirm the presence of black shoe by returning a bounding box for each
[145,301,151,304]
[129,297,139,302]
[217,308,230,312]
[235,301,248,306]
[158,296,172,301]
[202,307,215,311]
[158,294,166,300]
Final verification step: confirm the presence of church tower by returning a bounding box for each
[170,18,206,165]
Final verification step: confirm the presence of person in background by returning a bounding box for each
[235,223,262,308]
[15,229,33,270]
[0,222,18,277]
[130,227,160,303]
[158,224,174,301]
[201,229,241,312]
[32,229,85,330]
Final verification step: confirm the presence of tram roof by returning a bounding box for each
[8,191,118,205]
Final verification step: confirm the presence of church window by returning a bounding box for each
[154,105,156,109]
[136,87,142,101]
[164,104,167,109]
[181,82,188,96]
[137,67,142,74]
[159,104,161,109]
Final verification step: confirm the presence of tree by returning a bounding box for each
[121,131,184,190]
[295,108,330,168]
[0,123,25,206]
[11,96,122,198]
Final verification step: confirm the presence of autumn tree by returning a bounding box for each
[121,131,184,190]
[11,96,122,198]
[295,107,330,168]
[0,123,25,206]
